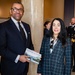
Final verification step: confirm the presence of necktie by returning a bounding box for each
[18,22,26,40]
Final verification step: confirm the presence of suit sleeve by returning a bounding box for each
[65,38,72,75]
[29,27,34,50]
[26,24,34,50]
[0,24,17,62]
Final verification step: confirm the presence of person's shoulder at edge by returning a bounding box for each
[0,19,10,27]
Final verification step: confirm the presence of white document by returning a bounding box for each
[25,48,41,64]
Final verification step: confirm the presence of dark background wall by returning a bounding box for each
[64,0,74,26]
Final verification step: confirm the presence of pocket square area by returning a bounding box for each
[28,32,30,34]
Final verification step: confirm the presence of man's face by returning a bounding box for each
[71,18,75,25]
[10,3,24,21]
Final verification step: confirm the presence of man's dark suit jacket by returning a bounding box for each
[0,18,34,75]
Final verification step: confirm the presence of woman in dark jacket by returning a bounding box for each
[37,18,72,75]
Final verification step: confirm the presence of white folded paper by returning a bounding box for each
[25,48,41,64]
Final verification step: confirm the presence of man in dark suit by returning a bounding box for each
[0,2,34,75]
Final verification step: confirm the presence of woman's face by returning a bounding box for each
[52,20,61,35]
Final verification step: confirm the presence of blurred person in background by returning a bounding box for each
[43,20,51,37]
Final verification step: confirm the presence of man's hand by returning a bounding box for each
[19,55,30,63]
[37,73,41,75]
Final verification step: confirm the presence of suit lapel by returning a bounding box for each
[9,19,23,41]
[45,38,51,53]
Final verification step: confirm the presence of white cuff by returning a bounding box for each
[15,55,20,63]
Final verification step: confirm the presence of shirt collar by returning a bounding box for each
[11,17,21,24]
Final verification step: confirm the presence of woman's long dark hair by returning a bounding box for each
[49,18,67,46]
